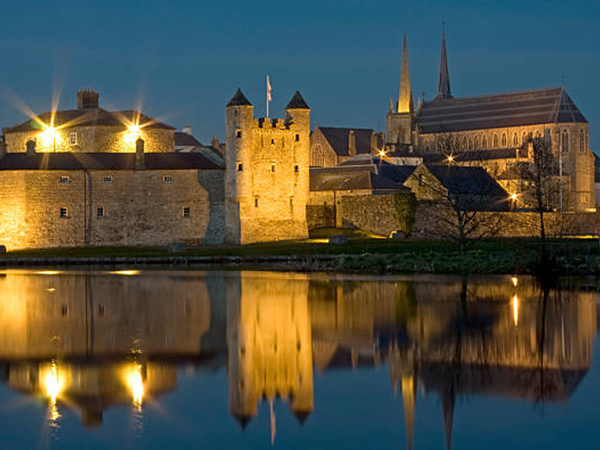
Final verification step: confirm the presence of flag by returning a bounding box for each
[267,76,272,102]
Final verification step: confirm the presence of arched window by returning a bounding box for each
[535,131,541,139]
[463,137,468,150]
[469,139,474,150]
[502,134,507,147]
[493,134,499,147]
[580,129,585,153]
[474,137,480,149]
[561,130,569,153]
[522,132,527,144]
[513,133,519,146]
[482,136,488,148]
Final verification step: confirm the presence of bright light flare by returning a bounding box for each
[39,125,62,150]
[44,363,64,404]
[378,149,387,158]
[111,270,141,276]
[124,364,145,407]
[512,294,519,327]
[511,276,518,287]
[124,123,142,144]
[510,193,518,201]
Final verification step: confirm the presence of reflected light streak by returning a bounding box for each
[111,270,141,276]
[36,271,62,276]
[44,363,64,405]
[512,294,519,327]
[511,277,518,287]
[125,364,145,408]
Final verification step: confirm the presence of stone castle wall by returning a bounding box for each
[0,168,224,250]
[4,126,174,154]
[225,102,310,244]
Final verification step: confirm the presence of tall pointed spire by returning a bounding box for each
[436,29,453,100]
[398,33,413,113]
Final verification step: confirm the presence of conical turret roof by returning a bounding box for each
[286,91,310,109]
[227,88,253,107]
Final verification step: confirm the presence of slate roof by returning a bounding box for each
[415,87,587,134]
[4,109,174,134]
[317,127,383,157]
[310,167,409,192]
[286,91,310,109]
[174,132,202,147]
[337,154,417,183]
[425,164,509,197]
[0,152,224,171]
[227,88,252,107]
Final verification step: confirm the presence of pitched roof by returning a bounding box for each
[425,164,508,197]
[3,109,174,134]
[227,88,252,107]
[337,154,417,183]
[174,131,202,147]
[286,91,310,109]
[415,87,587,134]
[0,152,224,171]
[317,127,382,157]
[310,167,409,192]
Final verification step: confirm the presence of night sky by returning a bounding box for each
[1,0,598,149]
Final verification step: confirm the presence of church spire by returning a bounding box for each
[441,391,455,450]
[398,33,413,113]
[401,375,417,450]
[436,29,453,100]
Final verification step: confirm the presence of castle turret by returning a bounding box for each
[225,89,310,244]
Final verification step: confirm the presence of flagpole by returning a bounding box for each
[266,75,272,118]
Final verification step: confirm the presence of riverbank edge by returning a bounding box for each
[0,250,598,276]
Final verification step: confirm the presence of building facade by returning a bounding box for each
[385,32,596,212]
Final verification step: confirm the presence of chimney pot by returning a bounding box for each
[77,89,100,109]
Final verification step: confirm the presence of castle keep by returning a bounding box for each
[225,90,310,244]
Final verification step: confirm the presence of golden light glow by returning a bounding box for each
[124,123,142,144]
[111,270,141,276]
[36,271,62,276]
[44,363,64,404]
[378,149,387,158]
[446,155,454,162]
[510,193,518,201]
[512,294,519,327]
[124,363,145,407]
[511,277,518,287]
[39,125,62,150]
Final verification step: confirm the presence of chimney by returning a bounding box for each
[135,138,145,169]
[182,126,193,135]
[348,130,356,157]
[370,131,378,154]
[26,139,36,155]
[211,136,220,149]
[77,89,100,109]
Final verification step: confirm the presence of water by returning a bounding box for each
[0,269,598,449]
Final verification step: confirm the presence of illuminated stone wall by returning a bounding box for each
[4,125,174,153]
[225,104,310,244]
[0,168,225,250]
[309,128,343,167]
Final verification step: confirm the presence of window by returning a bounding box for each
[69,132,77,145]
[236,130,242,138]
[513,133,518,146]
[580,130,586,153]
[561,130,569,152]
[103,176,113,183]
[417,174,424,186]
[522,132,527,144]
[294,165,299,173]
[502,134,507,147]
[97,207,104,218]
[295,134,300,142]
[59,175,70,184]
[493,135,499,147]
[182,206,191,218]
[474,137,480,148]
[482,136,488,148]
[254,198,258,208]
[237,163,243,172]
[60,207,68,218]
[270,138,275,144]
[98,303,105,316]
[163,175,173,183]
[271,163,276,173]
[61,305,69,317]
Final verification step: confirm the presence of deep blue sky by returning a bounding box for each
[1,0,599,149]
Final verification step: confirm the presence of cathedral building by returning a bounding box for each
[386,32,596,212]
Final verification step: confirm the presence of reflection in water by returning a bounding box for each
[0,270,596,449]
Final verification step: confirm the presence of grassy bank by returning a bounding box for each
[2,233,600,275]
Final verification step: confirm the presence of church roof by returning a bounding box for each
[0,152,224,171]
[337,154,417,183]
[174,131,202,147]
[317,127,383,157]
[3,109,174,134]
[416,87,587,134]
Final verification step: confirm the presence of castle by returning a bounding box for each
[0,31,597,250]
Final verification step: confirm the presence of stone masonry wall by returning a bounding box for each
[0,169,224,250]
[340,194,413,237]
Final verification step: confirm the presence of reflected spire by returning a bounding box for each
[436,29,453,100]
[270,399,276,446]
[401,375,417,450]
[442,391,455,450]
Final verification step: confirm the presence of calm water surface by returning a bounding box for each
[0,269,598,449]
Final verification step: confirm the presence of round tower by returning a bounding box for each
[225,88,254,243]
